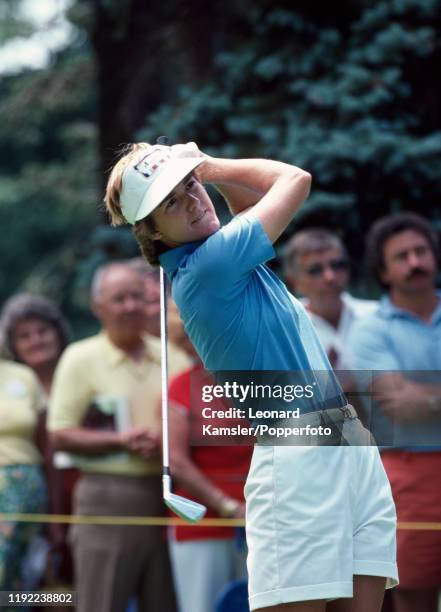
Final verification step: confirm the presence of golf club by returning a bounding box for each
[160,266,207,523]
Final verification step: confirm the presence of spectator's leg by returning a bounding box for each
[0,521,21,590]
[168,538,237,612]
[392,587,438,612]
[137,529,177,612]
[70,475,138,612]
[0,465,47,590]
[233,528,248,582]
[71,473,177,612]
[382,452,441,612]
[71,522,139,612]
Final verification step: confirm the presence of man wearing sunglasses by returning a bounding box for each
[282,228,377,370]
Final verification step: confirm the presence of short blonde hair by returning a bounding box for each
[104,143,150,226]
[104,143,164,266]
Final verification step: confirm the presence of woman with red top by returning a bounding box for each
[167,303,252,612]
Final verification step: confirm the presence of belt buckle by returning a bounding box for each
[339,405,353,420]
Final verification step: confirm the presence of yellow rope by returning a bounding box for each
[398,521,441,531]
[0,513,244,527]
[1,513,440,530]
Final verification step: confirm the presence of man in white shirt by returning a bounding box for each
[282,228,377,370]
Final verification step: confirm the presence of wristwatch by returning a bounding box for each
[428,395,441,415]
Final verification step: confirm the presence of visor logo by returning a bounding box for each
[134,147,171,178]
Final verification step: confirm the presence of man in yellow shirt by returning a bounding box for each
[48,262,188,612]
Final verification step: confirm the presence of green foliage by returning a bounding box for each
[139,0,441,252]
[0,36,105,335]
[0,0,35,43]
[1,0,441,329]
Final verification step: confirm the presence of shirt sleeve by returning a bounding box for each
[348,317,402,373]
[47,346,94,430]
[187,215,275,292]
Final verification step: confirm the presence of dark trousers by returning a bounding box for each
[70,473,177,612]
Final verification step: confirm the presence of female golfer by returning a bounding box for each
[104,142,397,612]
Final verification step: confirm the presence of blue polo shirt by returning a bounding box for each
[349,293,441,450]
[160,215,343,417]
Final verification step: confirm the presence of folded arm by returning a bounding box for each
[370,373,441,423]
[50,426,159,459]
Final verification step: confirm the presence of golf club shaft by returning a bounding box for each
[160,267,170,476]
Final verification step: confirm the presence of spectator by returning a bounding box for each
[0,293,73,587]
[0,293,70,395]
[128,257,161,337]
[166,302,251,612]
[0,358,47,592]
[349,212,441,612]
[47,262,187,612]
[283,228,377,370]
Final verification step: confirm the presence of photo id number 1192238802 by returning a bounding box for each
[0,591,76,607]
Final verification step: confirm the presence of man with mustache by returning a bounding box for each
[349,213,441,612]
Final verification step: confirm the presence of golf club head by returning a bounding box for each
[165,492,207,523]
[163,474,206,523]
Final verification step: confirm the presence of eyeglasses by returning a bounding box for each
[304,258,349,277]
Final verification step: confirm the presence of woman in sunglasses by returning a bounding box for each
[103,141,397,612]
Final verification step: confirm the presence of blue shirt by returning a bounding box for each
[349,293,441,450]
[160,216,343,418]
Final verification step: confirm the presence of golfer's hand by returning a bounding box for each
[170,141,204,159]
[171,141,212,184]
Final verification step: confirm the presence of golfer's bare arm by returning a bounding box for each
[199,157,311,243]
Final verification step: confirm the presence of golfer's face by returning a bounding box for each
[151,175,220,247]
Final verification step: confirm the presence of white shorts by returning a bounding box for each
[245,417,398,610]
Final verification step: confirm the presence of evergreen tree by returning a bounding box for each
[139,0,441,265]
